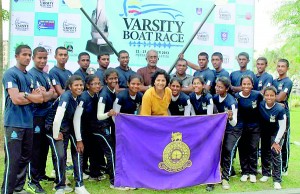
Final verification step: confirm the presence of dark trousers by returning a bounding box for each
[28,116,51,184]
[261,133,283,182]
[1,127,33,194]
[238,125,260,175]
[47,132,83,190]
[91,125,115,185]
[221,129,242,181]
[82,130,91,173]
[282,116,290,172]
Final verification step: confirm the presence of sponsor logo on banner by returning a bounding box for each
[219,9,231,20]
[221,31,228,41]
[38,20,55,30]
[196,8,202,15]
[238,33,249,44]
[15,18,29,31]
[38,42,53,55]
[223,55,230,64]
[64,41,78,57]
[197,32,209,41]
[63,20,77,33]
[14,0,34,3]
[39,0,54,8]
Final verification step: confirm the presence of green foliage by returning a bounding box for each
[1,9,9,21]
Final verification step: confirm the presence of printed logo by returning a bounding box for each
[196,8,202,15]
[270,115,276,122]
[197,32,209,41]
[202,102,207,110]
[38,20,55,30]
[219,9,231,20]
[223,55,230,64]
[221,31,228,41]
[11,131,18,140]
[238,33,249,44]
[252,100,257,108]
[258,80,262,87]
[278,83,283,91]
[245,12,252,20]
[40,0,54,8]
[38,42,53,55]
[30,79,34,89]
[178,105,184,112]
[34,126,41,134]
[63,20,77,33]
[15,18,29,31]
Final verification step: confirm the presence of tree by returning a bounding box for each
[2,9,9,21]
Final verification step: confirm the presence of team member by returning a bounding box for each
[259,86,286,190]
[235,75,263,183]
[96,68,129,190]
[45,75,88,194]
[230,52,255,94]
[49,46,73,96]
[254,57,273,92]
[213,76,240,190]
[28,47,58,193]
[2,45,44,194]
[115,50,136,91]
[73,75,106,182]
[113,74,143,115]
[272,59,293,175]
[211,52,230,80]
[170,59,193,94]
[137,49,162,92]
[189,76,214,116]
[74,52,90,80]
[180,52,215,92]
[140,69,171,116]
[168,77,191,116]
[95,52,110,86]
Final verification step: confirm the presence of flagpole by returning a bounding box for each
[167,4,216,74]
[80,8,119,57]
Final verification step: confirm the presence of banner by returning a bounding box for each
[9,0,255,73]
[115,113,227,190]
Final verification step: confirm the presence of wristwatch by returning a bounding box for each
[24,92,29,98]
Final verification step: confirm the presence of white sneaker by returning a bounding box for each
[259,176,270,182]
[64,185,73,193]
[282,171,288,176]
[274,182,282,190]
[110,185,129,191]
[55,189,65,194]
[249,174,257,183]
[75,186,90,194]
[222,179,230,190]
[257,168,262,174]
[82,173,89,180]
[240,175,249,182]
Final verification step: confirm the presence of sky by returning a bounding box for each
[2,0,282,55]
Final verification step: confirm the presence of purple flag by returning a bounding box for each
[115,113,227,190]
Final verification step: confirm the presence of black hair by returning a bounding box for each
[78,52,90,61]
[55,46,68,56]
[256,57,268,64]
[104,68,118,80]
[216,76,231,89]
[33,46,47,57]
[198,52,209,60]
[65,75,84,90]
[264,86,277,95]
[170,77,183,87]
[238,52,249,60]
[15,45,31,55]
[97,52,110,60]
[151,69,170,87]
[278,59,290,68]
[176,58,188,66]
[118,50,129,58]
[192,76,208,95]
[128,74,143,84]
[211,52,223,60]
[240,75,254,86]
[85,74,99,85]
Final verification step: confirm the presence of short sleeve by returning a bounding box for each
[283,80,293,94]
[3,71,18,90]
[49,71,61,86]
[58,93,70,108]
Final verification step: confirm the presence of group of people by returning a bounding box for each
[1,45,293,194]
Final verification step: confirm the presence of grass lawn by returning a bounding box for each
[0,107,299,193]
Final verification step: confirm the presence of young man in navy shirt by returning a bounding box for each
[272,59,293,175]
[254,57,273,92]
[49,47,73,96]
[211,52,230,94]
[1,45,44,194]
[115,50,136,92]
[95,52,110,86]
[74,52,90,80]
[28,47,58,193]
[230,52,255,94]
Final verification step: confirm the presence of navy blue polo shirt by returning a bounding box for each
[213,69,230,80]
[95,68,106,86]
[115,66,136,88]
[189,92,213,115]
[115,89,143,114]
[235,90,263,128]
[259,101,285,137]
[3,66,35,128]
[254,72,273,91]
[79,91,100,128]
[98,86,116,126]
[169,92,190,116]
[193,68,215,89]
[29,67,53,117]
[230,70,255,87]
[272,77,293,115]
[49,66,72,89]
[213,93,238,131]
[74,68,88,81]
